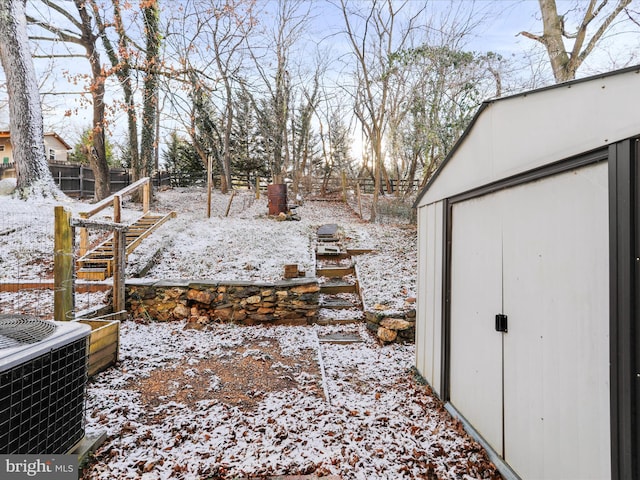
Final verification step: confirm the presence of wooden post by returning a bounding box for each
[341,171,348,203]
[357,183,363,218]
[112,228,126,317]
[142,180,150,214]
[225,190,236,217]
[256,176,260,199]
[207,156,212,218]
[79,165,84,199]
[54,206,74,321]
[113,195,121,223]
[79,214,89,256]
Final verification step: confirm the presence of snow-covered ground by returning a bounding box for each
[0,186,500,479]
[1,187,416,315]
[83,320,500,480]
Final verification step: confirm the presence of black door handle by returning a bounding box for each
[495,314,508,333]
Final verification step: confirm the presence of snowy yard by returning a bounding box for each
[0,186,500,479]
[82,320,500,479]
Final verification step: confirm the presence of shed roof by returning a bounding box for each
[415,65,640,207]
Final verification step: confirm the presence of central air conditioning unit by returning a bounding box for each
[0,315,91,455]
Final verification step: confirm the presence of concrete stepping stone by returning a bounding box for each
[317,332,363,344]
[319,296,359,309]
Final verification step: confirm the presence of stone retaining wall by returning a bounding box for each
[365,310,416,344]
[126,278,320,326]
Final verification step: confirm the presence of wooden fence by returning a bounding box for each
[1,162,421,198]
[317,176,420,195]
[49,164,130,198]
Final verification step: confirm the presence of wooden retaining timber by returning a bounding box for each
[0,281,112,293]
[75,318,120,377]
[319,279,360,295]
[316,266,355,278]
[346,248,375,256]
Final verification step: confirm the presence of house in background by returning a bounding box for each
[414,66,640,480]
[0,131,72,169]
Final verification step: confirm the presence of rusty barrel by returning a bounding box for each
[267,183,288,215]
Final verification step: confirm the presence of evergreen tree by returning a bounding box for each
[230,89,268,188]
[69,128,117,167]
[253,97,280,181]
[328,111,352,174]
[162,131,205,186]
[189,76,223,184]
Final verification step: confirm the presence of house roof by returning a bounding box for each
[0,131,72,150]
[414,64,640,207]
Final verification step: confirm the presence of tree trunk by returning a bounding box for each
[91,0,140,180]
[74,0,110,200]
[538,0,573,82]
[140,0,160,182]
[371,132,382,222]
[85,34,109,199]
[524,0,632,83]
[221,83,233,194]
[0,0,60,198]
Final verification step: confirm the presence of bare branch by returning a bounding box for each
[578,0,632,63]
[518,30,545,43]
[26,17,83,45]
[39,0,83,31]
[33,53,85,58]
[624,7,640,27]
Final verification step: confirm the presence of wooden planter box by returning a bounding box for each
[75,319,120,377]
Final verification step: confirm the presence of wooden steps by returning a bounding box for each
[77,211,176,280]
[320,279,359,294]
[319,296,359,309]
[314,224,365,325]
[316,266,355,278]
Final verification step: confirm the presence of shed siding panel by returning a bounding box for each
[415,205,430,382]
[431,201,444,395]
[415,202,444,392]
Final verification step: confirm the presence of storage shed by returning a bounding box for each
[414,66,640,480]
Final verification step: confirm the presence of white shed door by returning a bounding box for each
[449,162,610,479]
[449,193,504,455]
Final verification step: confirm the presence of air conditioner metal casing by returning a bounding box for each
[0,318,91,454]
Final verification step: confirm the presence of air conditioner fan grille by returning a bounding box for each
[0,315,58,349]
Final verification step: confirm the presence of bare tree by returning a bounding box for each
[160,0,257,192]
[338,0,422,221]
[28,0,111,199]
[0,0,61,198]
[247,0,310,184]
[289,59,323,197]
[209,0,256,193]
[520,0,632,82]
[89,0,140,181]
[388,46,504,191]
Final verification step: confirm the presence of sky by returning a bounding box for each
[1,0,639,157]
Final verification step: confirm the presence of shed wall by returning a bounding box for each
[415,201,444,394]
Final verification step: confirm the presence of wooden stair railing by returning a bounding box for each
[76,212,176,280]
[75,178,175,281]
[78,177,151,257]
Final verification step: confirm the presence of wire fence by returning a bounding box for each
[0,201,109,320]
